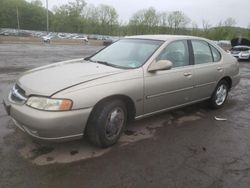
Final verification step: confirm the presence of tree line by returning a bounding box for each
[1,0,250,40]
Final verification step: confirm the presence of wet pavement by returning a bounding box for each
[0,44,250,188]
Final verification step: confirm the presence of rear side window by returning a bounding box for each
[192,40,213,64]
[210,45,221,62]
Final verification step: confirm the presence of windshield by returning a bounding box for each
[89,39,164,69]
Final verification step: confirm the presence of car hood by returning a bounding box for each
[17,58,124,96]
[231,38,250,47]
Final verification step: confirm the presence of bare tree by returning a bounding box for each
[68,0,86,16]
[202,19,211,37]
[167,11,190,33]
[202,19,211,31]
[31,0,43,7]
[191,21,199,36]
[158,12,168,27]
[129,7,160,34]
[97,4,118,34]
[223,17,236,27]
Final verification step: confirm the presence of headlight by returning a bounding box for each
[241,51,250,55]
[26,96,73,111]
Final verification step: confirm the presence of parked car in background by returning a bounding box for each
[0,29,18,36]
[3,35,240,148]
[230,45,250,60]
[103,38,114,46]
[17,31,32,37]
[216,40,231,51]
[230,38,250,61]
[103,37,120,46]
[88,34,98,40]
[72,35,88,43]
[42,34,53,43]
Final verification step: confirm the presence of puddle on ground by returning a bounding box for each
[17,111,205,165]
[239,77,250,87]
[176,115,202,124]
[19,141,111,165]
[0,117,15,143]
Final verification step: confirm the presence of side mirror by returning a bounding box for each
[148,60,173,72]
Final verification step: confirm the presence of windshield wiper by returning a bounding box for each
[97,61,131,69]
[91,60,123,69]
[84,57,90,61]
[87,58,132,69]
[95,60,112,66]
[84,58,103,64]
[84,57,95,62]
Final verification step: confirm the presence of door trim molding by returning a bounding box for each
[194,81,216,88]
[146,86,194,99]
[136,97,210,120]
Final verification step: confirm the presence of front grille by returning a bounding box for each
[231,51,240,54]
[9,84,27,104]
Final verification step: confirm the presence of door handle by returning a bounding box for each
[184,72,192,77]
[217,67,223,71]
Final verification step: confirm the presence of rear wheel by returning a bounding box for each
[86,99,127,148]
[209,80,229,109]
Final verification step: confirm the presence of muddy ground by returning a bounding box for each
[0,44,250,188]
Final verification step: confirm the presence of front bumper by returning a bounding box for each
[232,54,239,58]
[3,99,92,142]
[238,55,250,60]
[232,54,250,60]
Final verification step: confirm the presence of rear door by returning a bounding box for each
[191,40,224,100]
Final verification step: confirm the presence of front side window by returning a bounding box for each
[192,40,213,64]
[156,40,189,68]
[90,39,164,69]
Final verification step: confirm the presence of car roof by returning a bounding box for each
[125,35,205,41]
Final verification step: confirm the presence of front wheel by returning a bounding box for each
[209,80,229,109]
[86,99,127,148]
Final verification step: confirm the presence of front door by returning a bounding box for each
[144,40,195,115]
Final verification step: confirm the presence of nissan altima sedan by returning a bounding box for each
[3,35,240,148]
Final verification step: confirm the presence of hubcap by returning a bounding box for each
[215,84,227,106]
[105,107,125,140]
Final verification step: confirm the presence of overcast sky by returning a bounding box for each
[36,0,250,28]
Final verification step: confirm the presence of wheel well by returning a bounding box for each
[91,95,136,122]
[220,76,232,90]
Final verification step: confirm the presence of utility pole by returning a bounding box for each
[16,6,20,30]
[46,0,49,33]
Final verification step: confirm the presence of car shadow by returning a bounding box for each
[12,101,220,166]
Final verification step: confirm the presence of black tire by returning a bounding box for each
[209,80,229,109]
[86,99,127,148]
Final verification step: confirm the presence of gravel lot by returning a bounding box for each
[0,43,250,188]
